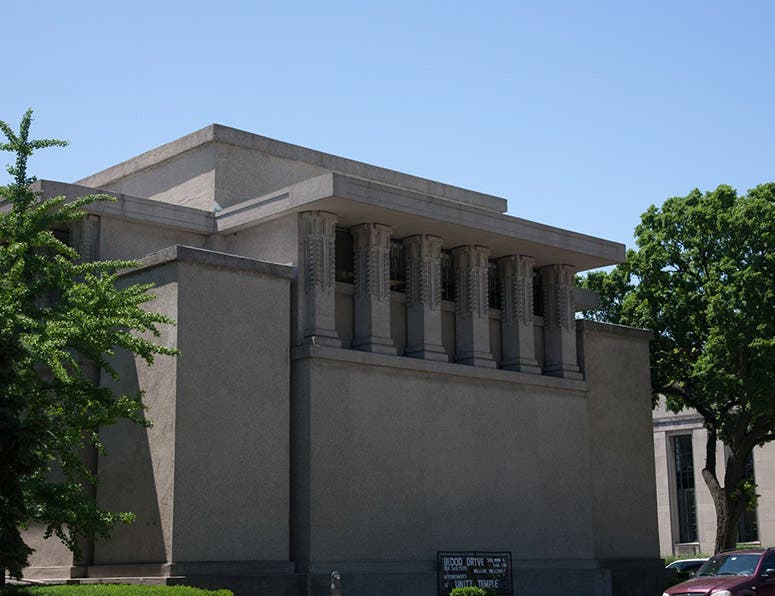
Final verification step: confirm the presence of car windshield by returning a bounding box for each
[678,561,703,571]
[696,554,761,577]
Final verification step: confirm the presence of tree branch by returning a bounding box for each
[660,383,717,426]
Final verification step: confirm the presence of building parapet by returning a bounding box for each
[576,319,653,340]
[292,343,588,395]
[120,244,296,280]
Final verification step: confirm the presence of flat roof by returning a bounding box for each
[76,124,509,214]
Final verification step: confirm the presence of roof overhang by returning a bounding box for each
[215,173,624,270]
[27,175,624,272]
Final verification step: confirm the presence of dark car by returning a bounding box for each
[663,548,775,596]
[667,558,708,581]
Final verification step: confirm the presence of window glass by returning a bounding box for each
[488,261,500,310]
[697,554,760,577]
[533,271,543,316]
[335,229,353,284]
[389,239,405,292]
[441,250,454,301]
[761,552,775,572]
[673,435,698,543]
[738,451,759,543]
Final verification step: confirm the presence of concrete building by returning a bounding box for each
[653,401,775,557]
[20,125,663,595]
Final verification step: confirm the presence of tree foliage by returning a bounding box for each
[580,183,775,553]
[0,111,176,583]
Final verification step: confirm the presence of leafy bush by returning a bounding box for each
[0,585,232,596]
[450,587,497,596]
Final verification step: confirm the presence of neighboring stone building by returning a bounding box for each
[19,125,663,595]
[653,401,775,557]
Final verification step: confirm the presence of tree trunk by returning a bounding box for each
[702,426,728,553]
[702,426,751,553]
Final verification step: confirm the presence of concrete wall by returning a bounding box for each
[171,256,291,562]
[96,264,180,565]
[577,321,658,559]
[22,525,79,577]
[215,144,329,209]
[291,347,595,573]
[577,321,664,596]
[98,216,207,261]
[335,285,354,347]
[95,143,217,210]
[214,213,299,265]
[94,247,294,567]
[91,137,338,212]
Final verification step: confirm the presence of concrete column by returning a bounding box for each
[71,214,100,262]
[403,234,448,362]
[498,255,541,374]
[299,211,340,347]
[71,213,100,568]
[352,223,396,354]
[453,245,495,368]
[540,264,582,379]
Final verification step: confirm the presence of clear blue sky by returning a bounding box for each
[2,0,773,258]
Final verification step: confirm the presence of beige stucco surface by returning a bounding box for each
[92,143,217,211]
[577,321,659,558]
[23,524,77,571]
[292,348,595,566]
[98,216,206,261]
[214,143,330,209]
[171,259,291,561]
[77,125,509,214]
[96,265,180,564]
[218,213,299,265]
[89,248,293,566]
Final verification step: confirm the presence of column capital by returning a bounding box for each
[452,245,490,319]
[351,222,395,354]
[540,264,581,379]
[404,234,443,310]
[71,215,100,262]
[498,254,540,374]
[298,211,340,347]
[352,223,392,303]
[540,264,577,331]
[453,245,494,367]
[497,254,535,326]
[403,234,447,362]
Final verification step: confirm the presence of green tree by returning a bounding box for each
[580,184,775,553]
[0,110,176,584]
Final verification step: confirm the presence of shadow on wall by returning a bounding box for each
[94,343,168,566]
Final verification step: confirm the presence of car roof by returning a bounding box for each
[714,549,766,555]
[667,558,707,567]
